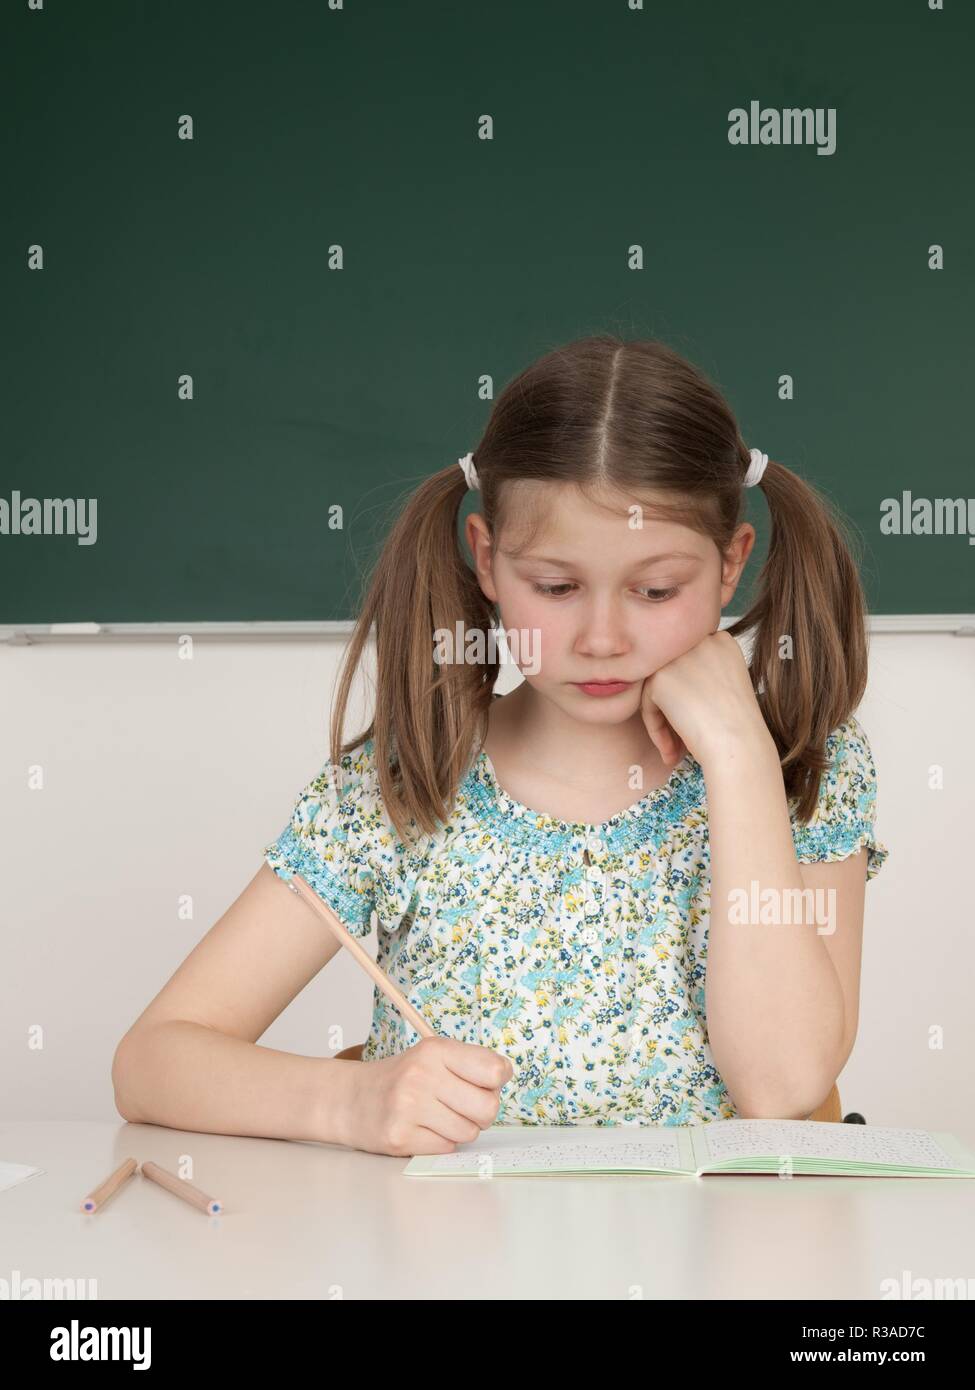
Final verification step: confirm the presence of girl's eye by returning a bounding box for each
[531,583,679,603]
[531,583,575,597]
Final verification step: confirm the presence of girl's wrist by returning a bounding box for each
[697,721,778,777]
[315,1056,360,1148]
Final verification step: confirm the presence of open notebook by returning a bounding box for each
[404,1120,975,1178]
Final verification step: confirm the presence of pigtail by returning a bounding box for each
[726,457,870,822]
[329,463,498,842]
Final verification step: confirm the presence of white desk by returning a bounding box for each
[3,1120,974,1300]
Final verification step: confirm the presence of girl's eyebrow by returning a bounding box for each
[505,549,702,568]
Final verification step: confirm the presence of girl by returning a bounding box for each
[113,335,888,1158]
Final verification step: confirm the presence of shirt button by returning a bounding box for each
[584,837,604,875]
[580,924,599,946]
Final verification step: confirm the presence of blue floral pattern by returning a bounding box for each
[264,710,888,1127]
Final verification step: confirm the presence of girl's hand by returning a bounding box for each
[338,1036,513,1157]
[639,629,768,770]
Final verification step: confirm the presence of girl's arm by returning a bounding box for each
[111,863,358,1145]
[702,729,860,1119]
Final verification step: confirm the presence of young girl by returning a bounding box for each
[113,335,888,1158]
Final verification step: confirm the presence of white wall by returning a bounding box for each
[1,630,972,1129]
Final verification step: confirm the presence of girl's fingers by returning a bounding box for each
[409,1125,461,1155]
[640,684,685,767]
[658,727,686,768]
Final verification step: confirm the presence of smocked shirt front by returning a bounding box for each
[264,705,888,1127]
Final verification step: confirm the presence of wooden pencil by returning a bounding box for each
[141,1161,222,1215]
[286,873,436,1040]
[80,1157,138,1213]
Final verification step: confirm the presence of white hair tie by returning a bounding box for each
[744,448,768,487]
[458,452,479,490]
[459,447,766,490]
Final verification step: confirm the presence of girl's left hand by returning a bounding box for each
[639,629,768,770]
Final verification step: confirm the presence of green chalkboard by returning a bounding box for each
[2,0,972,623]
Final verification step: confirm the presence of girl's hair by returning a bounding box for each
[331,334,869,841]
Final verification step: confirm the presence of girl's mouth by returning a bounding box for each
[572,681,633,697]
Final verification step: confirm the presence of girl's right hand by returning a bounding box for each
[339,1037,514,1157]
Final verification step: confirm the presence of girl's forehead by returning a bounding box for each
[499,480,708,554]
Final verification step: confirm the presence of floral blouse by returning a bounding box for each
[263,703,889,1127]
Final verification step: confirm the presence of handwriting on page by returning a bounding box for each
[428,1132,684,1173]
[701,1121,957,1169]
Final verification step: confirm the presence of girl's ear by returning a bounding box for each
[718,523,757,604]
[464,513,499,603]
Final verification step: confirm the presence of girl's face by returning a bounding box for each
[466,483,756,725]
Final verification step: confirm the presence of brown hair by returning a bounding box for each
[330,334,870,841]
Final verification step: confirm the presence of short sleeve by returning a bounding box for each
[790,716,889,882]
[263,741,387,937]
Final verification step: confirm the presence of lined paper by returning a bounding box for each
[697,1121,959,1169]
[425,1128,685,1174]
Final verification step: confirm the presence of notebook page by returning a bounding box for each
[0,1159,44,1194]
[404,1124,691,1176]
[691,1120,960,1170]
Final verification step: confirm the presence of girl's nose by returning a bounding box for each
[573,598,632,656]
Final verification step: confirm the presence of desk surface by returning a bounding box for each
[3,1120,974,1300]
